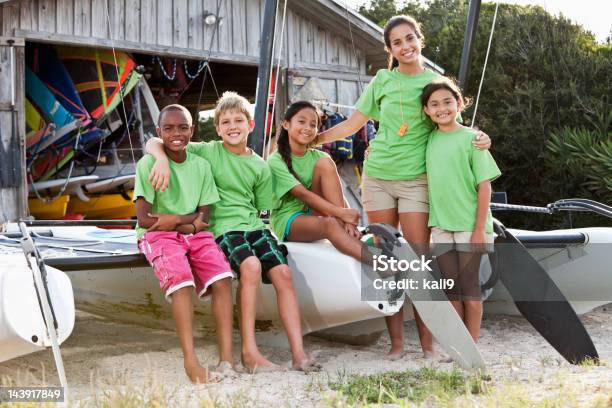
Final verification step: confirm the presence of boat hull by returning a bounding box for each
[3,225,610,346]
[64,240,404,337]
[0,254,75,363]
[484,227,612,315]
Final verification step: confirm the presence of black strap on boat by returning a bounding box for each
[44,253,149,271]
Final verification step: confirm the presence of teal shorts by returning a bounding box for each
[283,211,310,240]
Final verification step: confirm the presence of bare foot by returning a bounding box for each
[292,354,322,373]
[209,361,239,377]
[385,345,405,361]
[384,351,405,361]
[184,361,216,384]
[423,349,442,360]
[423,349,453,363]
[438,355,454,363]
[242,351,280,374]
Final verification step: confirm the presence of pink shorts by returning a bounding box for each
[138,231,234,302]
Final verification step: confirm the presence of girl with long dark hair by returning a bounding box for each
[268,101,368,263]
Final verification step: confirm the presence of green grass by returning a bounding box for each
[328,367,487,405]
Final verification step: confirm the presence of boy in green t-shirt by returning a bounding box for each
[134,104,235,383]
[145,93,320,374]
[421,79,501,343]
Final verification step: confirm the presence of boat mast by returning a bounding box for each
[458,0,482,91]
[250,0,278,156]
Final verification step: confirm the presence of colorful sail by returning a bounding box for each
[28,45,92,125]
[25,98,54,149]
[56,47,141,120]
[25,66,76,129]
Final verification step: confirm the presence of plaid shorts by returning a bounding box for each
[215,229,288,284]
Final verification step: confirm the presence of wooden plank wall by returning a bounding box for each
[0,0,368,75]
[0,37,27,224]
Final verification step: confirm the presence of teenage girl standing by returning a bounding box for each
[317,15,492,359]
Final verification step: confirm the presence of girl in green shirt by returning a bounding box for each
[269,101,370,264]
[422,78,500,343]
[317,15,492,360]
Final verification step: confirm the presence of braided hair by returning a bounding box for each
[276,101,320,183]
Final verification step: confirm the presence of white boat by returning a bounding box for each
[1,199,610,354]
[0,252,75,363]
[484,226,612,315]
[0,224,403,343]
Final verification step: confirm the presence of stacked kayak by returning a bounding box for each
[28,174,136,219]
[25,44,141,220]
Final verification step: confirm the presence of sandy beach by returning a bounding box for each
[2,305,611,407]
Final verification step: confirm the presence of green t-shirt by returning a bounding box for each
[356,68,440,181]
[426,126,501,233]
[133,153,219,239]
[268,149,329,239]
[187,140,275,237]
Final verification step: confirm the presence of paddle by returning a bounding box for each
[493,220,599,364]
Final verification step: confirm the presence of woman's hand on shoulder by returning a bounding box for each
[472,129,491,150]
[148,157,171,192]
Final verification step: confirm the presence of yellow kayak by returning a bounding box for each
[28,195,71,219]
[67,191,135,219]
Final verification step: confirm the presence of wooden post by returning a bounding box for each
[0,37,27,225]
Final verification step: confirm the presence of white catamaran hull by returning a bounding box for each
[485,227,612,315]
[2,224,610,347]
[24,226,403,338]
[0,254,75,363]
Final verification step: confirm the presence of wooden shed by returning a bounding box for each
[0,0,439,224]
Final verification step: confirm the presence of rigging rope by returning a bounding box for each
[153,56,178,81]
[183,59,208,80]
[344,1,364,93]
[29,127,82,203]
[104,0,137,170]
[471,1,499,127]
[195,0,224,109]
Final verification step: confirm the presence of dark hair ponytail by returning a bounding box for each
[383,15,425,70]
[276,101,320,183]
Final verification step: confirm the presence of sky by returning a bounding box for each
[346,0,611,42]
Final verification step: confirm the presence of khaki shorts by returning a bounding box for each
[361,174,429,213]
[431,227,495,255]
